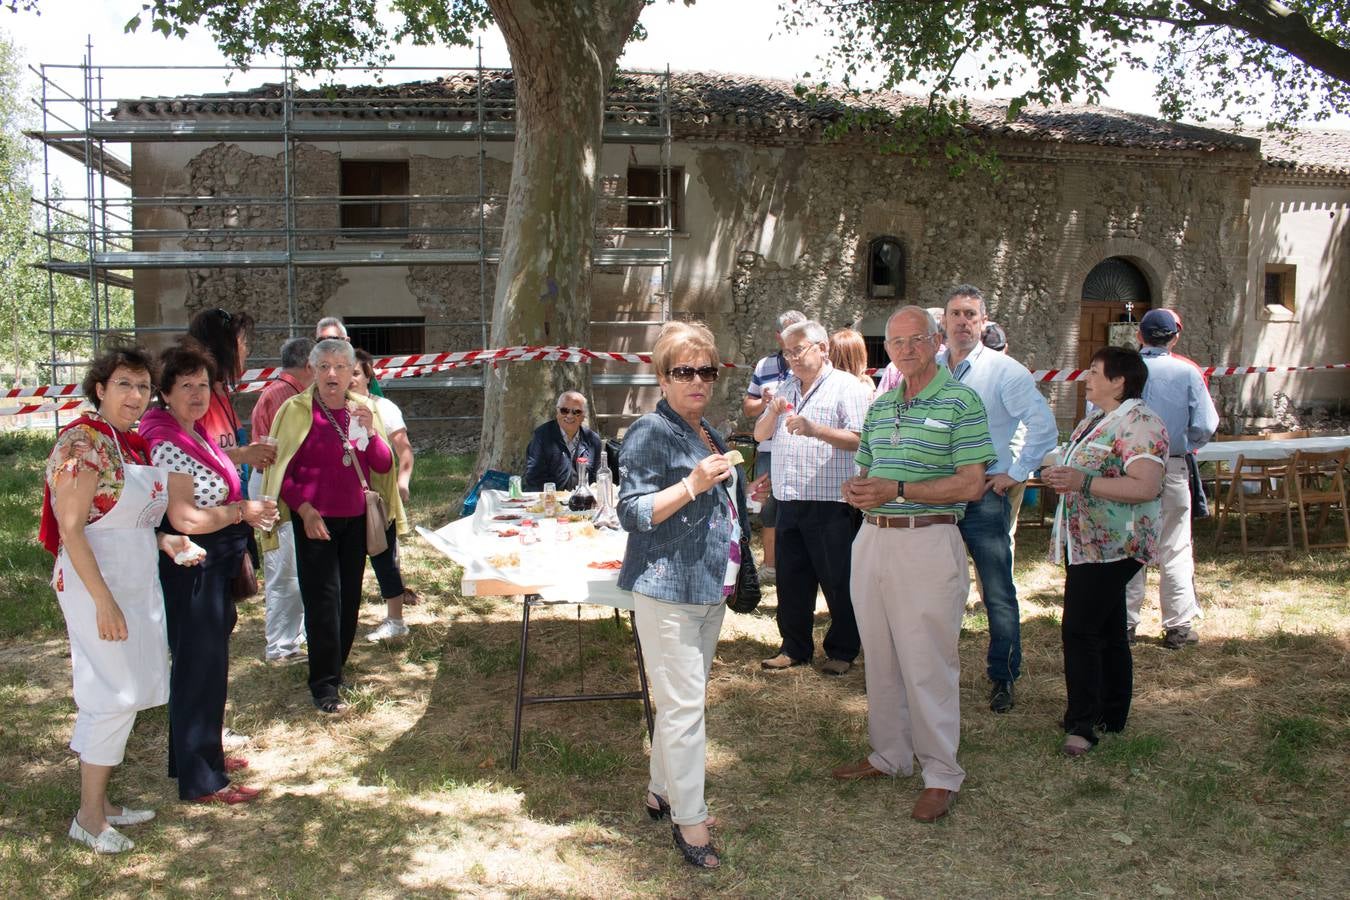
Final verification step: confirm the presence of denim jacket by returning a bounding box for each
[617,399,748,605]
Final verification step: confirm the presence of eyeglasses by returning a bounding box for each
[109,379,153,394]
[557,407,584,417]
[667,366,720,383]
[783,343,820,361]
[885,335,933,351]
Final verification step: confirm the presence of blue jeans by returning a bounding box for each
[958,488,1021,682]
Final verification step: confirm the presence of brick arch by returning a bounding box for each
[1064,238,1173,308]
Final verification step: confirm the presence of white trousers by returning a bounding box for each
[1126,457,1201,630]
[851,523,967,792]
[632,591,725,827]
[250,471,306,658]
[70,708,138,766]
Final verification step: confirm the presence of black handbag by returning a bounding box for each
[727,533,761,614]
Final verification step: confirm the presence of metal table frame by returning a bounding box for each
[510,594,655,771]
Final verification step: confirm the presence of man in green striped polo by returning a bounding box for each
[834,305,995,824]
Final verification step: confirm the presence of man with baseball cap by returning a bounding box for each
[1130,308,1219,648]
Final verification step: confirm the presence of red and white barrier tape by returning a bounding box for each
[6,345,1349,416]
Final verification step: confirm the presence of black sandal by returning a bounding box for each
[672,823,720,869]
[314,696,348,714]
[645,793,671,820]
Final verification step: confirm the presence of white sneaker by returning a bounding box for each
[105,807,155,826]
[366,618,409,642]
[69,817,134,853]
[221,727,251,751]
[759,565,776,586]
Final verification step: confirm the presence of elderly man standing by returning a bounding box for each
[524,391,604,492]
[941,285,1058,713]
[836,306,994,824]
[249,337,314,664]
[1127,309,1218,648]
[742,309,807,584]
[754,321,870,675]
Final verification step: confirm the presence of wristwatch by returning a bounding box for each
[895,480,906,500]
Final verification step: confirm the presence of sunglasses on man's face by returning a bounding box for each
[557,407,584,417]
[667,366,720,383]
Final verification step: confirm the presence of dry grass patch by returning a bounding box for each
[1,439,1347,896]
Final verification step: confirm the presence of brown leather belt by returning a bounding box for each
[864,514,958,529]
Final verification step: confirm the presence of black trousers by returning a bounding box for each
[774,499,861,663]
[368,522,405,600]
[1061,558,1143,743]
[294,514,367,701]
[159,522,248,799]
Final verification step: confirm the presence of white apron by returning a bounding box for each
[54,434,171,714]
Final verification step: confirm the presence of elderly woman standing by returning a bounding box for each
[617,321,748,870]
[262,339,406,713]
[1045,346,1167,757]
[140,341,274,804]
[38,346,202,852]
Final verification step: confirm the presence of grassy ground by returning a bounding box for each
[0,431,1347,897]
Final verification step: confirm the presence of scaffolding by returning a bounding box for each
[25,41,677,426]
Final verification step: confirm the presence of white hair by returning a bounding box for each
[555,390,587,409]
[781,320,828,346]
[886,305,940,336]
[776,309,807,332]
[315,316,348,338]
[309,338,356,367]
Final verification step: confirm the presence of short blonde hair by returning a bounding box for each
[652,321,719,376]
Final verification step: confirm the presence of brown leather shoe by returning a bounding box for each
[831,758,888,780]
[761,653,806,670]
[910,788,954,823]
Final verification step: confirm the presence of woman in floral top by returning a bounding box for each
[1044,346,1167,757]
[39,346,203,854]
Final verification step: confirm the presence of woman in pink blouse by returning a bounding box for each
[261,339,406,713]
[141,341,275,804]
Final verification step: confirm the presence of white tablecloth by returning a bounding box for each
[1195,435,1350,465]
[416,489,634,609]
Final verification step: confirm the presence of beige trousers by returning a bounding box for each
[851,523,968,791]
[633,591,726,826]
[1125,457,1201,630]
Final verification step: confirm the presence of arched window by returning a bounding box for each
[1082,257,1151,304]
[867,236,905,299]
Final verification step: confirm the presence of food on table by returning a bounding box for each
[487,552,520,569]
[587,560,623,570]
[495,528,520,538]
[492,513,520,521]
[574,522,598,539]
[725,449,745,466]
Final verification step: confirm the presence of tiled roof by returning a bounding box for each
[1231,127,1350,175]
[112,69,1261,155]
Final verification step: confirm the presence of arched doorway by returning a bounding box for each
[1078,257,1152,414]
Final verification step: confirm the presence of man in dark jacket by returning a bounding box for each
[524,391,604,491]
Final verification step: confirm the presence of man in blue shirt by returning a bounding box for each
[940,285,1059,712]
[1129,309,1219,649]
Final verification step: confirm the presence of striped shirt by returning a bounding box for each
[769,364,871,502]
[746,351,792,452]
[855,366,995,519]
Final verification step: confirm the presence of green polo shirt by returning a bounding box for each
[855,366,995,519]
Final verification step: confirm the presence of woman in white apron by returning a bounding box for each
[41,347,202,853]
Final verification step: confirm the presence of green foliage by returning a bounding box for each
[0,31,132,391]
[781,1,1350,128]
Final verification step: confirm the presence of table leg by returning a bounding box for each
[510,593,537,772]
[630,610,654,739]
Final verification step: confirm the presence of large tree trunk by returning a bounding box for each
[474,0,647,479]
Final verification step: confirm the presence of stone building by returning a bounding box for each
[109,71,1350,438]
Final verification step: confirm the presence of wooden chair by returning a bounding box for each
[1290,448,1350,551]
[1214,454,1294,552]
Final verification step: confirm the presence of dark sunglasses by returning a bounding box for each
[557,407,584,417]
[667,366,720,383]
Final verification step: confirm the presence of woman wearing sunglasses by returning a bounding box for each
[523,390,604,492]
[617,321,750,870]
